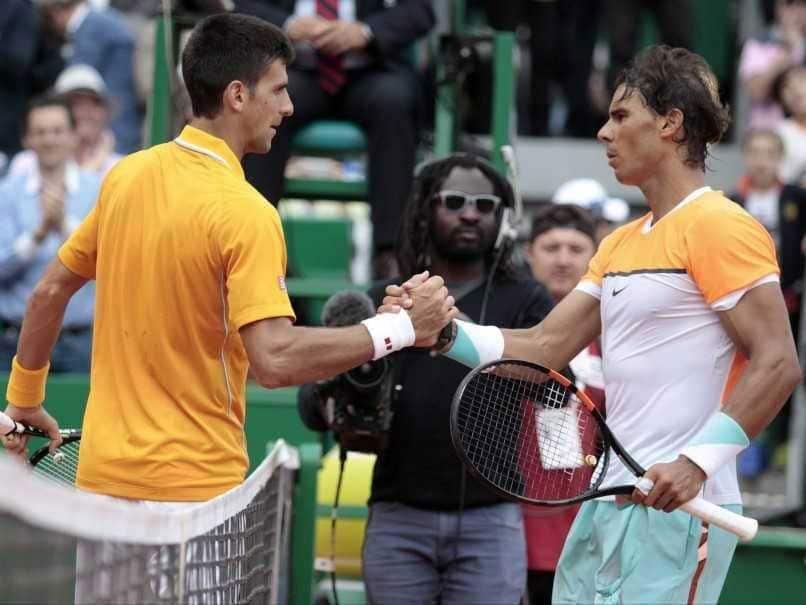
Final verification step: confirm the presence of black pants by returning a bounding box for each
[524,0,602,137]
[242,63,420,252]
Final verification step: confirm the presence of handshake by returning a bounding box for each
[360,271,458,360]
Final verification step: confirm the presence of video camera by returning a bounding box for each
[297,291,395,454]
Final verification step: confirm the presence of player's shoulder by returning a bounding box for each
[101,144,166,186]
[209,180,282,227]
[686,190,767,232]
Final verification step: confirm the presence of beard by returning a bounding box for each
[429,224,494,263]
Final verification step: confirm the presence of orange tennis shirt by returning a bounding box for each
[58,126,295,501]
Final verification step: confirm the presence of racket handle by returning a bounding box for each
[681,496,758,542]
[0,410,21,436]
[636,477,758,542]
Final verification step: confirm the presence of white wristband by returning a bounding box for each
[361,311,415,360]
[442,319,505,368]
[680,411,749,478]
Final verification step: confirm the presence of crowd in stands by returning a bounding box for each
[0,1,804,600]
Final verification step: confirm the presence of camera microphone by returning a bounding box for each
[321,290,376,327]
[309,289,395,453]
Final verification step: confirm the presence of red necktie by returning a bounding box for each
[316,0,346,94]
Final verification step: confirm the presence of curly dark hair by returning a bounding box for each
[614,45,731,171]
[396,153,521,281]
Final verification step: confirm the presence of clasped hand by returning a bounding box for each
[382,271,457,348]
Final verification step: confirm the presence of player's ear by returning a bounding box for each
[660,108,684,141]
[223,80,248,113]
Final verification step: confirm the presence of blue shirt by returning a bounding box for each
[0,163,100,327]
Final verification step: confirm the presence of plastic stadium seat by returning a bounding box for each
[282,216,357,323]
[284,120,369,200]
[292,120,367,154]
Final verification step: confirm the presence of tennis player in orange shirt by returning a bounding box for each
[2,13,456,504]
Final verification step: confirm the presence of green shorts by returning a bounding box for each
[552,500,740,604]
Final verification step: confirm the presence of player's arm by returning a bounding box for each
[716,283,801,436]
[638,283,801,512]
[14,259,88,369]
[240,276,456,389]
[384,280,601,371]
[3,258,87,454]
[501,289,601,369]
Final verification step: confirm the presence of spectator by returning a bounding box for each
[523,203,602,605]
[299,154,554,604]
[732,129,806,339]
[36,0,144,153]
[738,0,806,130]
[0,1,64,172]
[235,0,434,278]
[552,177,631,242]
[605,0,694,93]
[10,64,122,179]
[521,0,602,137]
[731,127,806,480]
[777,64,806,185]
[0,95,100,372]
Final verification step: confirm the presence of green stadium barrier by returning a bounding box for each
[282,216,358,325]
[0,374,321,605]
[720,527,806,605]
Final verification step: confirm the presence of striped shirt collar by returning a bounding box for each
[174,125,245,180]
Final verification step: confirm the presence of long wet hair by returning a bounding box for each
[396,153,521,282]
[615,45,730,171]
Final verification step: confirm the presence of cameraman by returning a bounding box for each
[301,154,553,604]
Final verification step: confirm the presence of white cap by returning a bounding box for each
[552,178,630,223]
[54,64,108,99]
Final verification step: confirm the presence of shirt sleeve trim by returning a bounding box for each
[710,273,780,311]
[57,247,95,280]
[575,280,602,300]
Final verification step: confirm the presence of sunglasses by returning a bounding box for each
[433,190,502,215]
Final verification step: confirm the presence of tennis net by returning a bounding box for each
[0,440,298,604]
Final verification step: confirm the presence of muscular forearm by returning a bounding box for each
[721,350,801,438]
[252,324,375,389]
[16,282,72,369]
[440,289,601,371]
[502,290,601,369]
[502,322,595,371]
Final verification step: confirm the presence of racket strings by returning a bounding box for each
[31,439,80,486]
[456,363,605,503]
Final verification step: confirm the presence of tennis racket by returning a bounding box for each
[0,409,81,485]
[450,359,759,542]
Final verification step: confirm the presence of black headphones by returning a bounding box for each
[414,150,521,251]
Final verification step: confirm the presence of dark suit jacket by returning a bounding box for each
[0,1,63,160]
[732,184,806,293]
[233,0,434,62]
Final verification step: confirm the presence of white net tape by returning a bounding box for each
[0,440,299,604]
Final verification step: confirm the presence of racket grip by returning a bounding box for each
[681,496,758,542]
[0,411,21,436]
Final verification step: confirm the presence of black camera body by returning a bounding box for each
[317,358,395,454]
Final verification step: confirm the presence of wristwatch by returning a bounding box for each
[432,320,457,355]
